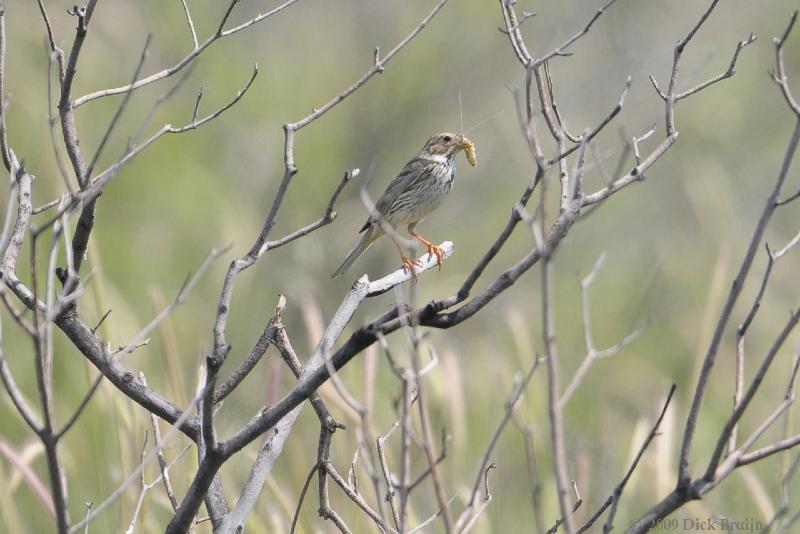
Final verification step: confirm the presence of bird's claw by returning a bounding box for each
[399,245,444,281]
[401,257,422,281]
[426,244,445,271]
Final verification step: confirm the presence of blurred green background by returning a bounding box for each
[1,0,799,532]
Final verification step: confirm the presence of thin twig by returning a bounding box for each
[560,252,648,406]
[214,295,286,402]
[541,160,575,533]
[455,358,541,530]
[87,65,259,196]
[602,384,677,533]
[0,0,11,171]
[682,99,800,490]
[675,33,756,100]
[259,169,357,254]
[534,0,620,67]
[85,35,152,179]
[72,0,298,107]
[0,347,43,432]
[731,245,775,451]
[55,373,103,440]
[290,463,318,533]
[116,247,229,359]
[68,392,201,533]
[179,0,199,49]
[377,422,401,530]
[142,374,180,511]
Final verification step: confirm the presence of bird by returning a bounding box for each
[331,132,476,278]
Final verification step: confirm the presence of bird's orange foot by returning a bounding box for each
[401,256,422,281]
[425,243,445,271]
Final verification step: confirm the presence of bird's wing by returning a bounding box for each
[359,157,430,233]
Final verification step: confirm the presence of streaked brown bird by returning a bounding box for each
[332,132,476,278]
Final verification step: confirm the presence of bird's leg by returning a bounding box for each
[392,238,421,280]
[409,231,444,271]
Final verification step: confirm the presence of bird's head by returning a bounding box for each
[420,132,477,166]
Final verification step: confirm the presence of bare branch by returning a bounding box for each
[0,177,17,262]
[119,247,229,358]
[325,465,392,533]
[124,431,150,534]
[775,231,800,259]
[85,35,152,179]
[648,74,666,100]
[130,66,196,148]
[2,167,32,273]
[258,169,357,254]
[222,305,371,533]
[675,33,756,100]
[772,11,800,116]
[45,51,73,192]
[179,0,199,49]
[2,168,43,312]
[58,0,99,187]
[499,0,533,65]
[534,0,620,67]
[214,295,286,402]
[72,0,298,107]
[581,134,678,207]
[632,124,657,166]
[731,245,775,451]
[560,252,648,406]
[0,346,43,432]
[366,241,455,297]
[455,357,542,530]
[735,397,794,457]
[180,273,372,531]
[56,310,201,440]
[664,0,720,135]
[290,464,318,534]
[407,431,449,493]
[317,433,353,534]
[459,465,496,533]
[145,375,180,512]
[88,64,258,197]
[32,197,64,215]
[35,0,58,53]
[285,0,452,140]
[737,434,800,467]
[706,309,800,478]
[545,482,583,534]
[433,168,543,313]
[377,422,401,530]
[408,496,457,534]
[0,288,35,335]
[542,219,574,533]
[55,373,103,440]
[191,84,203,123]
[408,339,451,531]
[680,109,800,489]
[68,392,201,533]
[547,76,632,167]
[602,384,677,533]
[170,227,457,530]
[498,10,535,36]
[0,0,11,171]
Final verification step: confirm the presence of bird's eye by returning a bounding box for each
[442,135,452,142]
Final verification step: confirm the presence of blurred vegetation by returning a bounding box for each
[1,0,800,532]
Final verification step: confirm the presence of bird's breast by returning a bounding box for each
[400,162,455,224]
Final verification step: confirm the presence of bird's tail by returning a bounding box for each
[331,227,381,278]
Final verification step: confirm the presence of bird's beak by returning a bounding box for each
[458,137,477,167]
